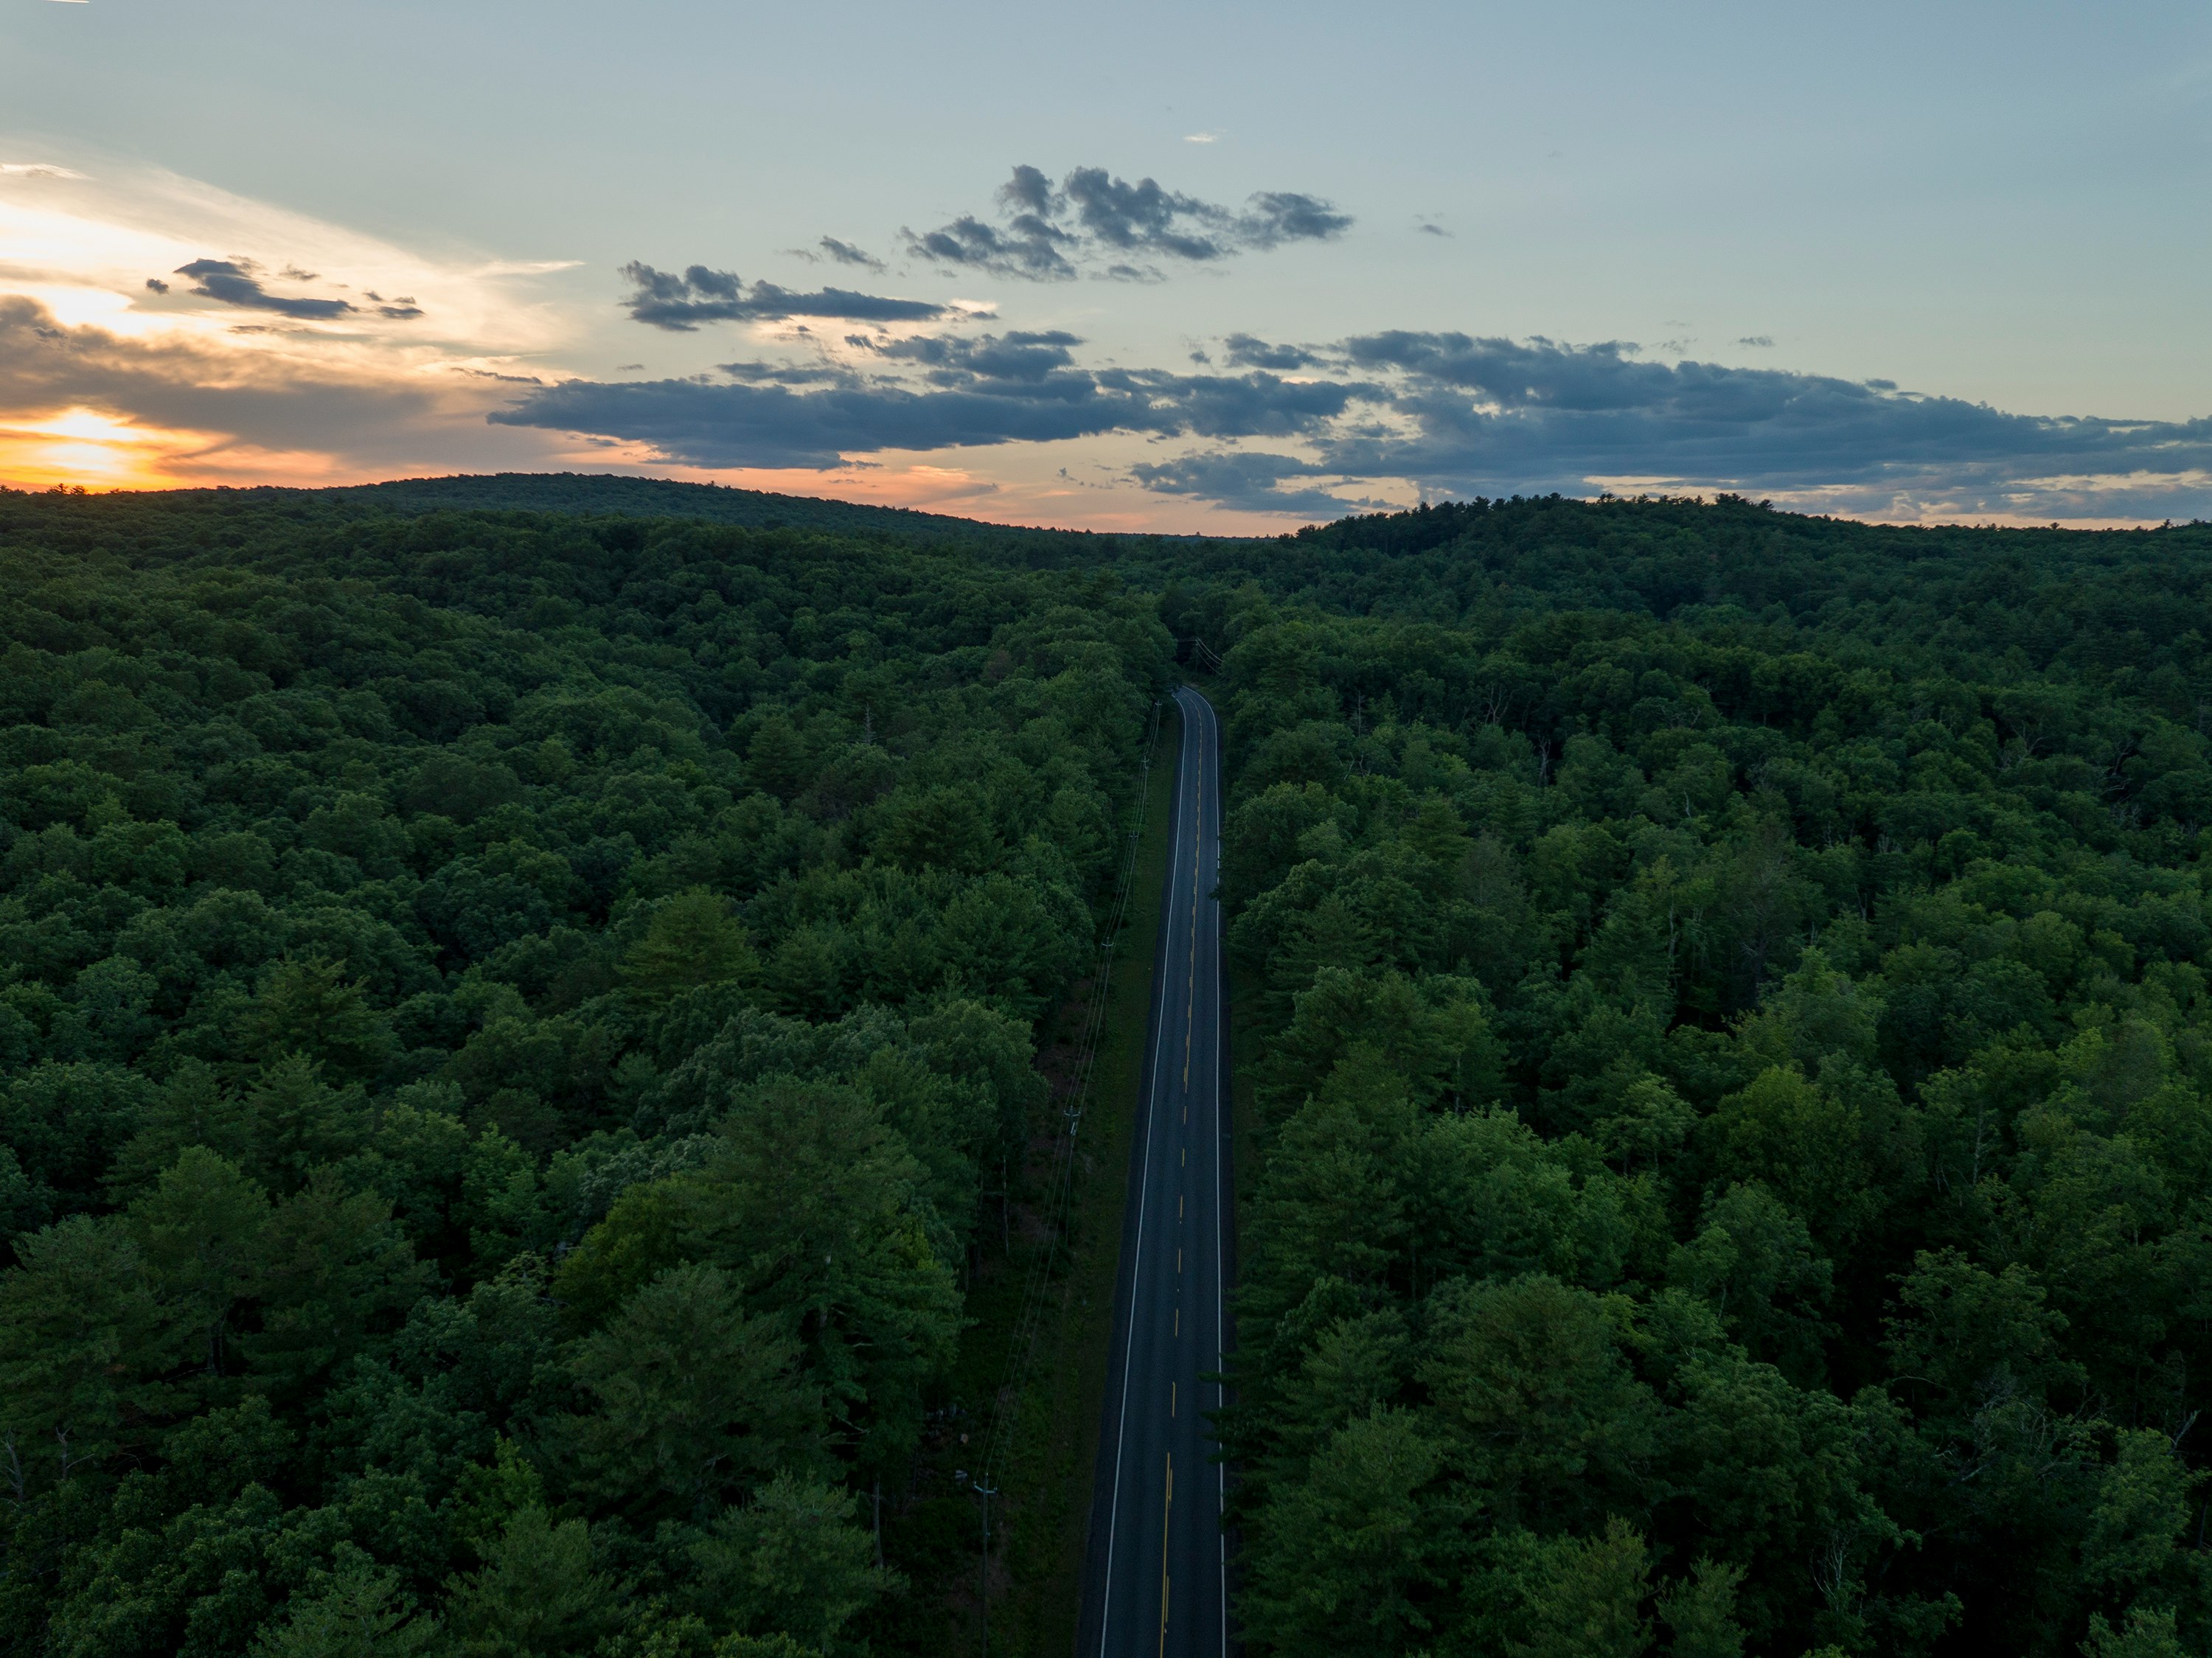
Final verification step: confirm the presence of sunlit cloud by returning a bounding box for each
[0,161,580,360]
[4,150,2208,534]
[0,159,598,490]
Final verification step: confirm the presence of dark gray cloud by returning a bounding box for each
[619,262,951,330]
[1241,192,1354,248]
[493,378,1132,470]
[818,237,886,271]
[144,278,169,295]
[904,212,1076,282]
[1321,332,2212,498]
[1222,333,1318,370]
[489,331,1379,470]
[488,310,2212,523]
[1142,332,2212,518]
[904,165,1352,281]
[1130,450,1380,518]
[173,258,356,320]
[790,237,889,271]
[866,328,1088,386]
[1739,335,1773,348]
[1059,168,1228,260]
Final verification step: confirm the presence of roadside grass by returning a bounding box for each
[883,697,1181,1656]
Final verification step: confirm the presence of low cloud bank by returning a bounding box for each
[494,326,2212,522]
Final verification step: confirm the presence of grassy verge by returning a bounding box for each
[885,699,1181,1656]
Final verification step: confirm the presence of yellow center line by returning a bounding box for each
[1159,1452,1174,1655]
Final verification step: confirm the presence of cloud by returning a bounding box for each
[619,262,950,330]
[1184,131,1221,144]
[1738,335,1773,347]
[489,331,1379,470]
[786,237,888,271]
[0,293,436,451]
[903,164,1352,280]
[1241,192,1354,248]
[817,237,885,271]
[498,316,2212,523]
[1059,168,1228,260]
[1130,450,1376,517]
[1295,332,2212,515]
[492,377,1127,470]
[173,257,358,320]
[1416,222,1452,238]
[0,160,621,487]
[1222,332,1318,370]
[865,328,1088,385]
[13,154,2210,529]
[0,162,87,179]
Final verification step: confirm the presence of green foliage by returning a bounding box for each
[126,1145,269,1377]
[1200,495,2212,1655]
[0,484,1166,1652]
[252,1548,439,1657]
[558,1263,821,1523]
[26,478,2212,1651]
[621,891,759,1005]
[686,1474,890,1651]
[0,1214,178,1485]
[445,1507,623,1657]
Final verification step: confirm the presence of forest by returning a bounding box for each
[0,483,1167,1655]
[1175,495,2212,1658]
[7,476,2212,1656]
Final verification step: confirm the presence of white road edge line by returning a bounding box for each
[1206,697,1230,1658]
[1099,688,1195,1657]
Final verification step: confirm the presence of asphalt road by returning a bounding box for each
[1081,685,1232,1658]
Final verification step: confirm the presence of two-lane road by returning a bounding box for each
[1082,685,1231,1658]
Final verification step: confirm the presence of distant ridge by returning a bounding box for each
[48,472,1234,545]
[333,473,1056,538]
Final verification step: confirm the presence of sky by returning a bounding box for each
[4,0,2211,532]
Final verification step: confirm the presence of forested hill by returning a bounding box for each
[1170,494,2212,675]
[2,473,1166,553]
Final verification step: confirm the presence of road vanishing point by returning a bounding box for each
[1082,684,1233,1658]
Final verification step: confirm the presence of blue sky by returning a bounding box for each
[4,0,2209,528]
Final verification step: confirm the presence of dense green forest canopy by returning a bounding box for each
[1175,498,2212,1658]
[8,476,2212,1657]
[0,483,1167,1656]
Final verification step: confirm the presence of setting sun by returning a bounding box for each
[0,406,191,488]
